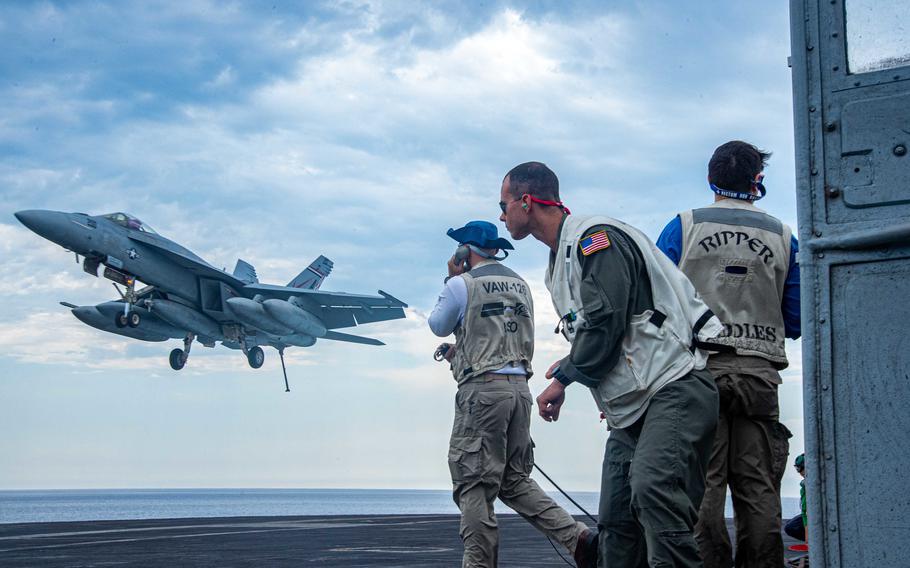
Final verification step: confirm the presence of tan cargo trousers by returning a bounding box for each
[448,373,586,568]
[695,356,792,568]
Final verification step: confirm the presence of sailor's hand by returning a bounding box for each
[545,359,563,380]
[537,381,566,422]
[444,342,457,361]
[447,255,466,277]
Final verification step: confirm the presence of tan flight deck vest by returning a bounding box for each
[678,199,792,368]
[545,215,723,429]
[451,260,535,385]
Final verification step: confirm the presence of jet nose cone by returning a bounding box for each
[15,209,61,238]
[14,210,44,231]
[14,209,80,249]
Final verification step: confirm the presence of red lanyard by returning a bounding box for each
[529,196,571,215]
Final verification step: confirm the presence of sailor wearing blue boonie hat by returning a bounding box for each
[429,220,593,567]
[445,220,515,259]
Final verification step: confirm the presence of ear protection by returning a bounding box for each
[455,244,509,270]
[752,174,766,197]
[709,173,766,202]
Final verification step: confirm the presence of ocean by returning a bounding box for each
[0,489,801,525]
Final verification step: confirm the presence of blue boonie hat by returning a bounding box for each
[447,220,514,250]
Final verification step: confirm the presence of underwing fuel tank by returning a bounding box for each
[275,334,317,348]
[225,297,293,335]
[262,298,328,338]
[147,299,223,340]
[90,301,184,338]
[71,305,169,342]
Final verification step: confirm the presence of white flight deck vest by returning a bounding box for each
[678,199,791,368]
[545,215,723,429]
[451,260,535,385]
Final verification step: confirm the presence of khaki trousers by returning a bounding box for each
[448,373,586,568]
[599,368,719,568]
[695,361,792,568]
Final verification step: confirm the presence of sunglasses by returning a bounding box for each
[499,197,522,213]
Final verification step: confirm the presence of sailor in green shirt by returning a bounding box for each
[784,454,808,542]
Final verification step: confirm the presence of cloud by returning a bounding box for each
[206,65,236,89]
[0,0,807,491]
[0,224,107,300]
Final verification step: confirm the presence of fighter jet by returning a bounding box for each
[14,210,407,390]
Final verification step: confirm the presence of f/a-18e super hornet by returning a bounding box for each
[14,210,407,391]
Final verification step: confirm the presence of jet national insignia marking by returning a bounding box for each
[14,210,408,392]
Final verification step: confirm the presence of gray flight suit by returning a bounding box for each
[675,200,797,568]
[446,261,586,567]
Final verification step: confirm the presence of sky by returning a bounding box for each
[0,0,808,498]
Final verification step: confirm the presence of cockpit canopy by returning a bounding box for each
[102,212,158,234]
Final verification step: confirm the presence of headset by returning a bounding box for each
[454,244,509,271]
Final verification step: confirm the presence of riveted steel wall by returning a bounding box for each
[790,1,910,566]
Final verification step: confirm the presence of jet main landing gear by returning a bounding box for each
[169,348,186,370]
[169,333,195,371]
[246,346,264,369]
[240,341,289,392]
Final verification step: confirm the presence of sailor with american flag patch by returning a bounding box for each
[579,230,611,256]
[499,161,723,568]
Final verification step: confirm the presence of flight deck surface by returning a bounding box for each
[0,514,806,567]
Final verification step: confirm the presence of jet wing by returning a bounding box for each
[128,232,246,288]
[243,284,407,330]
[323,331,385,346]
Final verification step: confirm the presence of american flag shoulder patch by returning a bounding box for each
[579,230,611,256]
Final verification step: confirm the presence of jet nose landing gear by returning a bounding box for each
[112,273,141,328]
[118,311,141,328]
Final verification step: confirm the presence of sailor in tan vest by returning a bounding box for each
[428,220,596,568]
[657,141,801,568]
[499,162,724,568]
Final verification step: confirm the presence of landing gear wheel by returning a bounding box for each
[169,348,186,371]
[127,312,141,328]
[115,313,128,328]
[247,346,265,369]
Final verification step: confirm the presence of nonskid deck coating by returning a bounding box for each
[0,514,807,567]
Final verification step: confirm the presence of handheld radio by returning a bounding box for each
[454,245,471,271]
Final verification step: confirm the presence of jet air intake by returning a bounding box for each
[262,298,327,338]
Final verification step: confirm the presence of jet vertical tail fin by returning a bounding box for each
[287,255,333,290]
[233,259,259,284]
